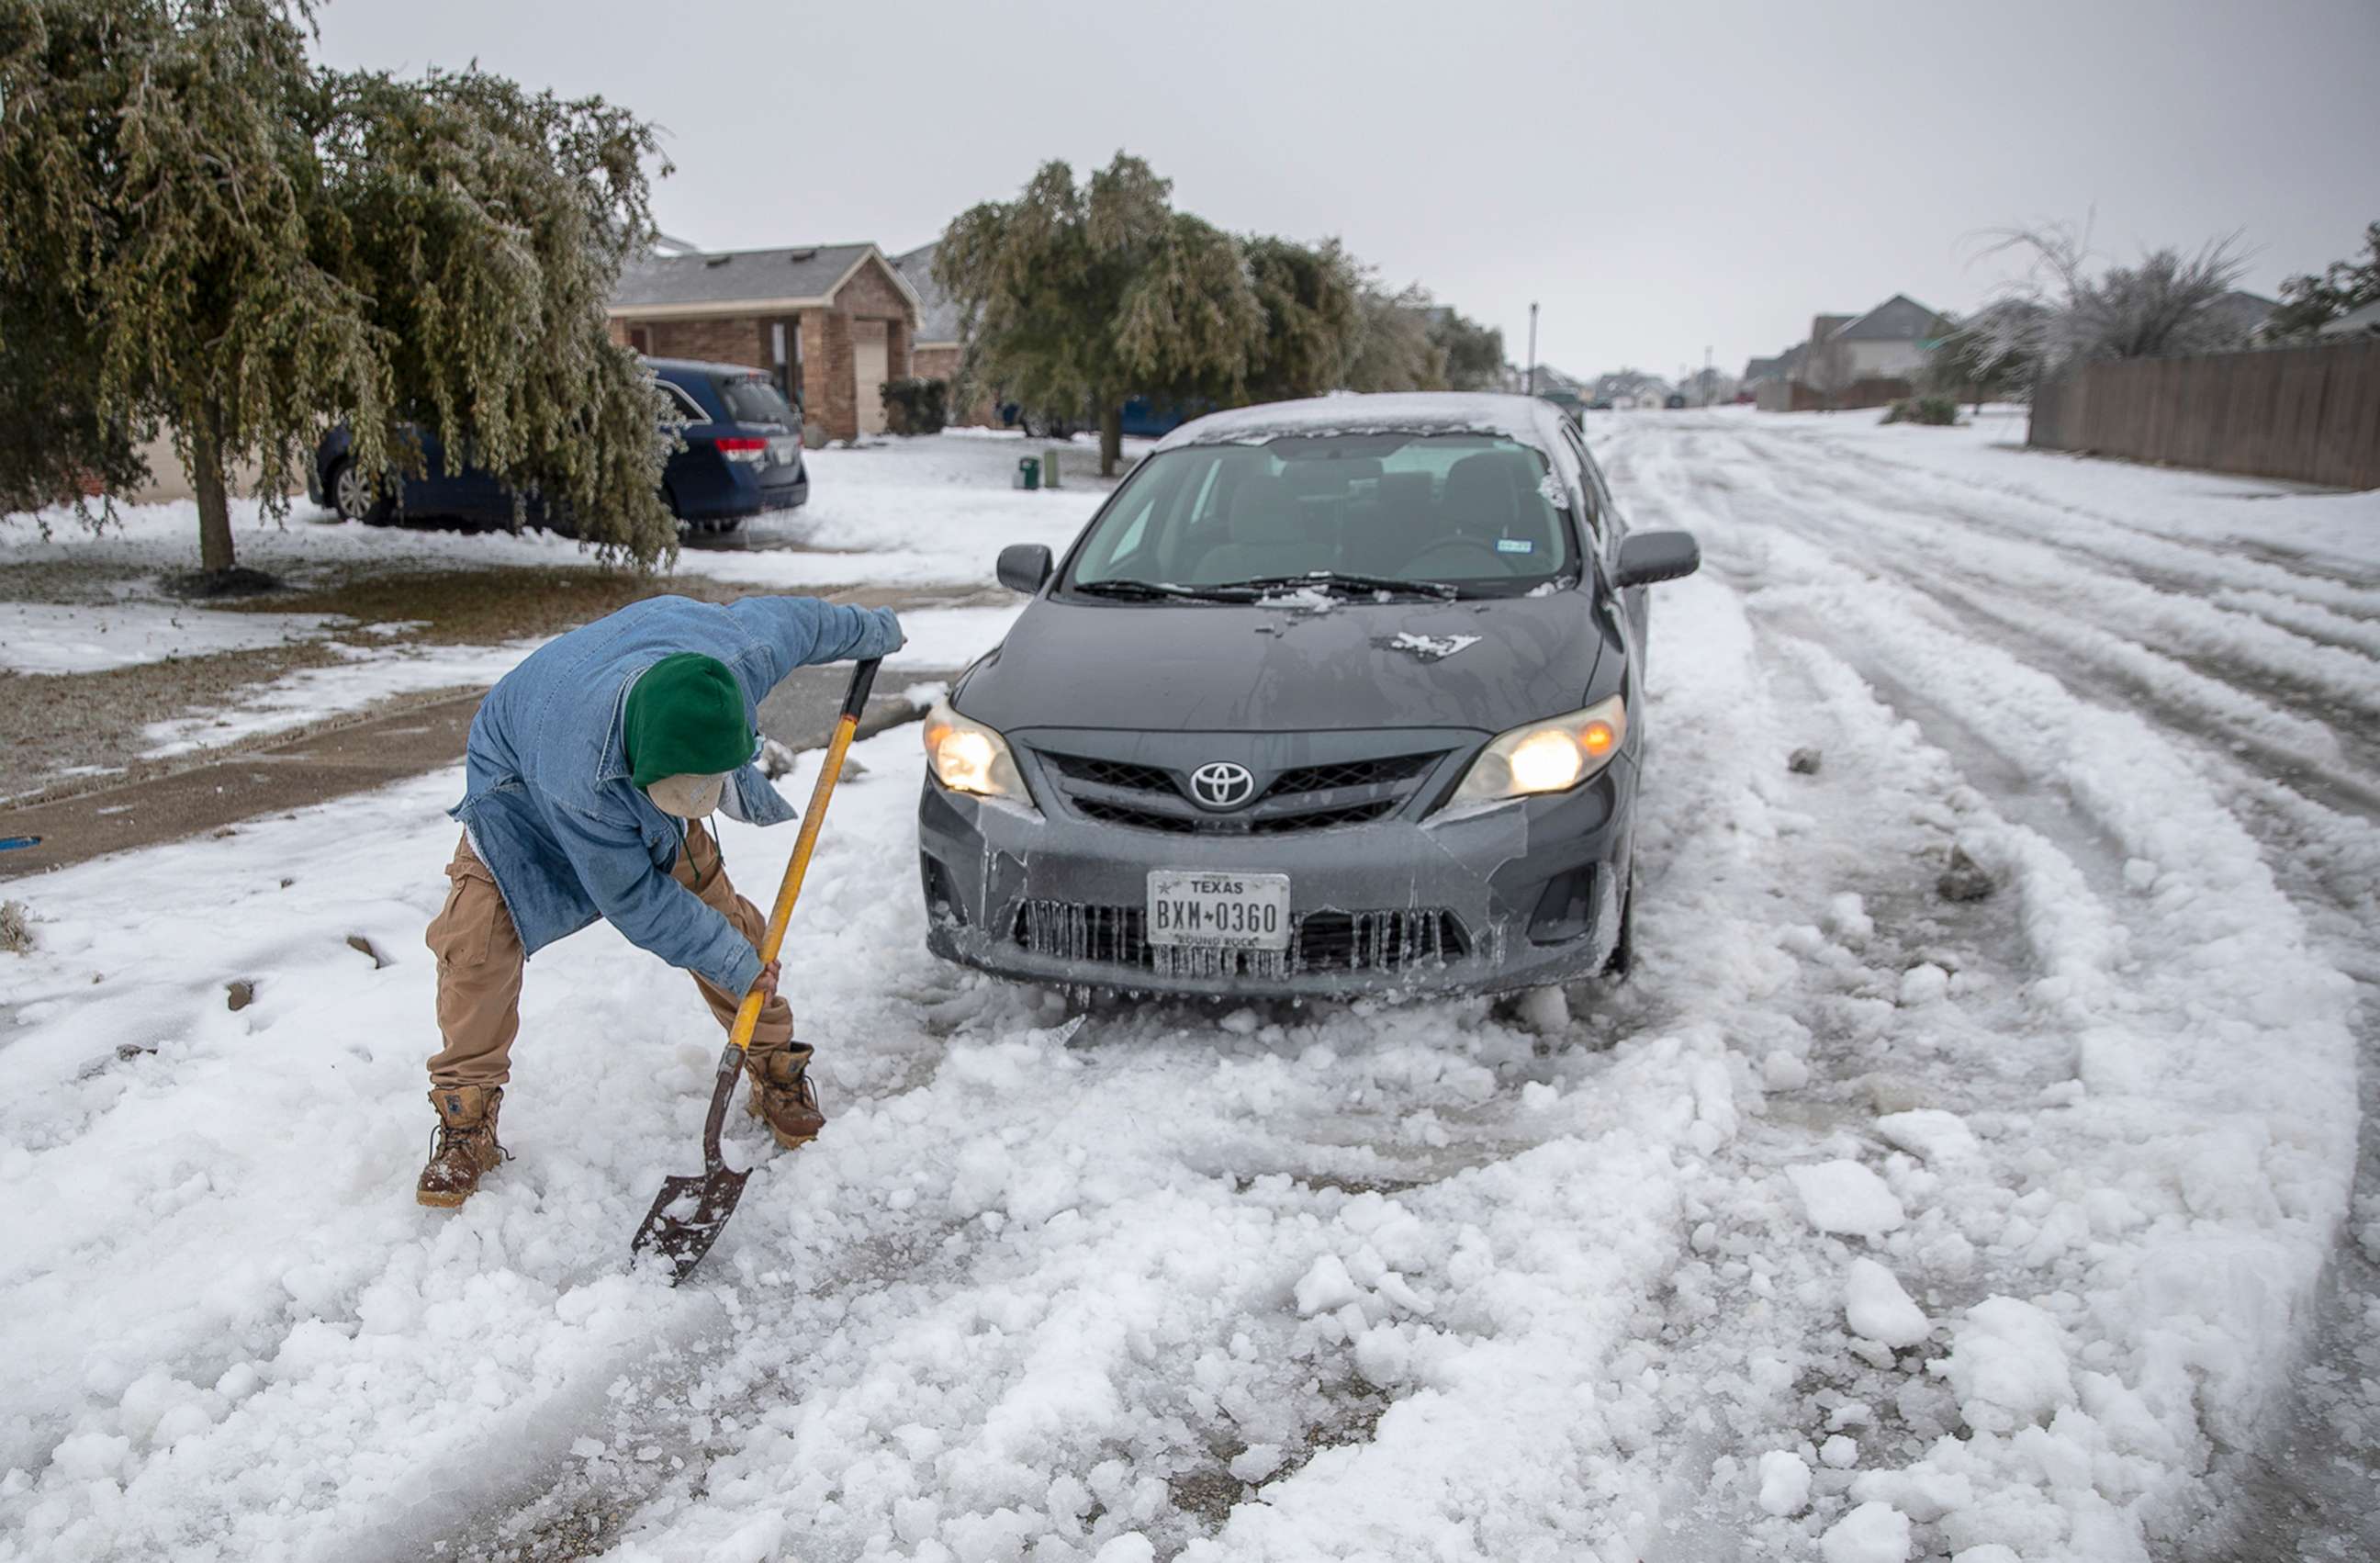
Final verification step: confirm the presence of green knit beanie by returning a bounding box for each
[624,653,754,789]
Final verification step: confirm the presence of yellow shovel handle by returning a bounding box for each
[727,658,881,1051]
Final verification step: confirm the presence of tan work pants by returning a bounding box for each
[424,823,794,1088]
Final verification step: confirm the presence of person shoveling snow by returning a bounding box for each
[416,593,903,1208]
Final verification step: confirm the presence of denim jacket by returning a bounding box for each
[451,594,901,995]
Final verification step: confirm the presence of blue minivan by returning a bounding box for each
[309,357,808,534]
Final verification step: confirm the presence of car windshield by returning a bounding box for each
[1063,432,1574,599]
[714,374,796,428]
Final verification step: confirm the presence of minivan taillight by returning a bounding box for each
[714,436,769,464]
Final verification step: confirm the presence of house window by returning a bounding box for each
[627,324,651,354]
[772,318,803,410]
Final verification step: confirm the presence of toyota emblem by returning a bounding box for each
[1188,760,1257,809]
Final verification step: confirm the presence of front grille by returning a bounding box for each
[1246,798,1399,833]
[1075,798,1199,833]
[1051,755,1173,793]
[1037,747,1448,836]
[1271,753,1439,796]
[1010,900,1467,981]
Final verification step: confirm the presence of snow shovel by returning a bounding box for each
[630,657,881,1284]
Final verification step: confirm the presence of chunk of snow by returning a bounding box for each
[1761,1050,1810,1091]
[1897,963,1949,1006]
[1755,1450,1811,1515]
[1820,1501,1911,1563]
[1294,1254,1363,1317]
[1844,1259,1930,1348]
[1936,1296,2075,1434]
[1873,1108,1980,1164]
[1386,631,1483,661]
[1229,1445,1285,1483]
[1788,1160,1905,1237]
[1820,1433,1859,1468]
[1514,985,1568,1034]
[1824,893,1873,947]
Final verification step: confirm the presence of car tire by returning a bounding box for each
[1600,871,1636,983]
[330,458,392,525]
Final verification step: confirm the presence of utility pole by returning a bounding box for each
[1526,302,1538,397]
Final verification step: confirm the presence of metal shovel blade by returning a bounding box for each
[630,1164,749,1284]
[629,1041,748,1285]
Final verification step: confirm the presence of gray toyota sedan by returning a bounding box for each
[915,393,1700,1000]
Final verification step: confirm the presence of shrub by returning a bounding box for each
[1882,395,1959,426]
[881,377,949,435]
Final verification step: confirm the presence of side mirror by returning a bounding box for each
[1611,530,1701,589]
[995,543,1053,594]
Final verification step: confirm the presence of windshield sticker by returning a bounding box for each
[1496,538,1535,555]
[1382,631,1484,661]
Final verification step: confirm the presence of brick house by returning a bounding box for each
[892,240,997,428]
[608,242,922,441]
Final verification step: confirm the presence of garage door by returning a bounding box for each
[853,320,889,435]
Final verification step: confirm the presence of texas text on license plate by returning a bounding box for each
[1146,871,1291,950]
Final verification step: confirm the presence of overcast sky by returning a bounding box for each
[313,0,2380,383]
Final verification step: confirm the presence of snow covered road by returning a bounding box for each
[1,413,2372,1560]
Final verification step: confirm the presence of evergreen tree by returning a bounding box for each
[2267,221,2380,340]
[1429,308,1505,391]
[1241,236,1362,404]
[938,152,1260,477]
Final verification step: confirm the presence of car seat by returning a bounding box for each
[1189,480,1334,583]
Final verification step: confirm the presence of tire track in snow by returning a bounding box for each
[1743,420,2380,622]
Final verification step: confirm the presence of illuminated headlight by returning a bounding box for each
[1449,695,1627,805]
[922,700,1028,800]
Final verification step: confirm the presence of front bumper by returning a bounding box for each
[917,739,1637,1000]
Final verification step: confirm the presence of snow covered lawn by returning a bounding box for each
[0,434,1111,793]
[0,410,2370,1560]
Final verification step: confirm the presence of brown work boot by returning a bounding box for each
[746,1045,825,1150]
[417,1085,507,1208]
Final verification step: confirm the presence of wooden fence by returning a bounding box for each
[2027,339,2380,490]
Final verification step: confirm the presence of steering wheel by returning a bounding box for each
[1399,536,1513,575]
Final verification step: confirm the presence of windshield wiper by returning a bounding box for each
[1212,571,1462,602]
[1072,578,1258,602]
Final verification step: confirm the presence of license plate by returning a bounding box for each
[767,436,798,466]
[1147,871,1291,950]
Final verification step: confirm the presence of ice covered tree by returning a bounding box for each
[2266,220,2379,340]
[1429,308,1506,392]
[1975,223,2251,378]
[1241,235,1362,404]
[938,153,1260,478]
[1926,300,2047,408]
[0,0,673,584]
[1342,282,1449,394]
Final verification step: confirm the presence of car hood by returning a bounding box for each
[954,593,1608,736]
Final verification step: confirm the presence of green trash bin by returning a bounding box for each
[1016,456,1040,491]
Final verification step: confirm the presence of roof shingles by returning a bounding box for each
[612,242,891,313]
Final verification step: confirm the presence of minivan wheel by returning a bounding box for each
[331,459,391,524]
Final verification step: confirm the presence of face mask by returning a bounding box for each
[646,772,728,819]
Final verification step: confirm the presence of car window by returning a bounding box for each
[656,379,709,424]
[713,374,796,428]
[1557,425,1604,545]
[1067,433,1575,595]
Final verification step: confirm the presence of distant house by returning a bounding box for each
[2317,298,2380,341]
[1588,368,1673,410]
[2201,288,2279,344]
[893,242,964,384]
[608,242,923,441]
[1805,295,1956,393]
